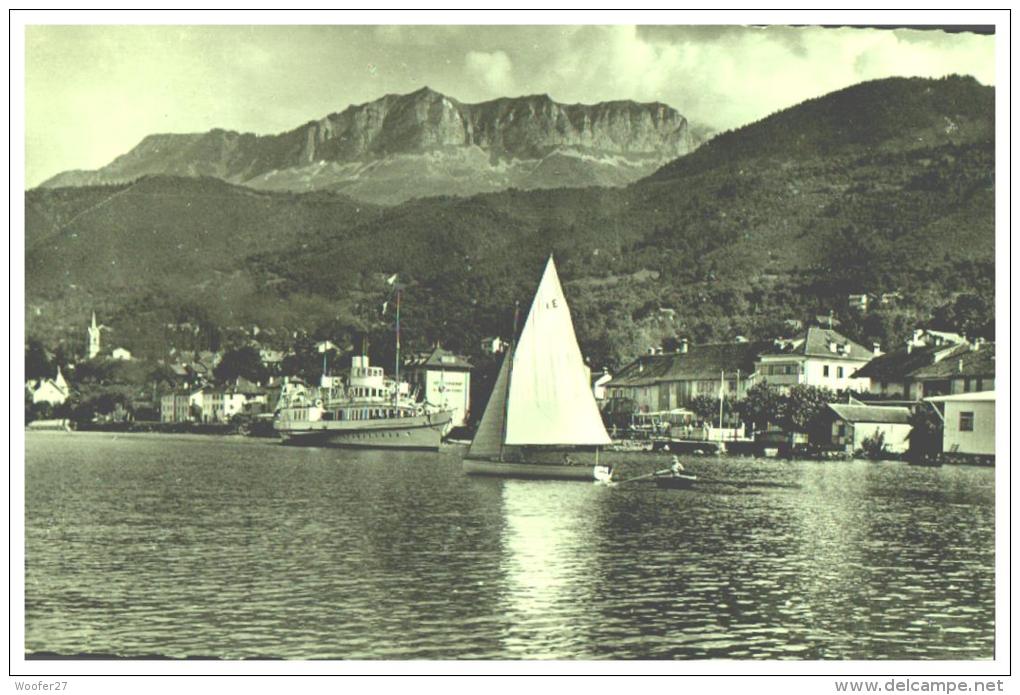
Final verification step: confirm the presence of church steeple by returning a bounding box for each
[87,311,101,359]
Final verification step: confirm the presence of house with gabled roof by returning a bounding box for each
[27,366,70,406]
[852,330,970,399]
[605,340,764,413]
[756,327,875,393]
[910,342,994,398]
[405,346,473,427]
[827,402,913,454]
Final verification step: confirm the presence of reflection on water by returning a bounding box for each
[25,433,994,660]
[499,482,604,659]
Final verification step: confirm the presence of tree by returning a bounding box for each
[736,382,784,434]
[601,397,639,432]
[280,337,324,382]
[859,430,888,460]
[929,293,994,340]
[908,404,943,463]
[25,338,53,380]
[214,346,268,384]
[782,384,835,437]
[688,394,733,425]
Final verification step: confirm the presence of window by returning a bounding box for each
[823,365,830,377]
[959,411,974,432]
[837,366,844,378]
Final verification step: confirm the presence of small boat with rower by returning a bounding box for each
[654,473,698,490]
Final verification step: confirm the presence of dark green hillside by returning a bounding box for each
[650,75,993,181]
[26,76,995,368]
[25,176,383,353]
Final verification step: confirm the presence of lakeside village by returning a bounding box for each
[26,297,995,465]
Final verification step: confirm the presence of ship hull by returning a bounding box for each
[462,458,604,481]
[276,411,453,451]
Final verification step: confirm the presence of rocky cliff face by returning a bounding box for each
[40,88,697,203]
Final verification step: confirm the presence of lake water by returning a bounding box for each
[24,432,995,660]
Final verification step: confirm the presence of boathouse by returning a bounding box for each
[926,391,995,461]
[826,402,913,455]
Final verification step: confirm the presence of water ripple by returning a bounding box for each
[25,433,995,660]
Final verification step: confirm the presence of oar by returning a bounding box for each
[617,469,670,485]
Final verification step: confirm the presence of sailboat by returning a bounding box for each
[463,256,614,481]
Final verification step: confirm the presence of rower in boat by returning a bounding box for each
[670,456,685,476]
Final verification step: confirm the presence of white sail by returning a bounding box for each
[504,257,612,446]
[467,350,512,460]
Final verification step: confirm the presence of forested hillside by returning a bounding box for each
[26,76,995,369]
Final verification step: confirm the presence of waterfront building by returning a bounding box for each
[27,366,70,406]
[405,347,473,427]
[909,342,994,398]
[193,387,227,423]
[591,368,613,402]
[926,391,995,459]
[605,340,763,413]
[160,391,193,423]
[852,329,969,400]
[826,402,913,455]
[180,383,264,423]
[756,327,873,393]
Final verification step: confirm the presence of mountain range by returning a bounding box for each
[39,88,699,205]
[26,75,995,368]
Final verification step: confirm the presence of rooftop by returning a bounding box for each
[608,341,765,388]
[760,327,874,361]
[852,343,959,380]
[828,403,913,425]
[925,390,995,403]
[405,347,473,371]
[910,343,995,380]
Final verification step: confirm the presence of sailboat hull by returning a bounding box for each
[463,458,604,481]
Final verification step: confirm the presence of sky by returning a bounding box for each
[24,24,995,187]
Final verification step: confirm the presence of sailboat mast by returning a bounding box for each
[499,300,520,463]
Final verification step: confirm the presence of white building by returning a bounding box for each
[111,347,133,361]
[479,336,506,355]
[591,369,613,402]
[406,348,473,427]
[927,391,995,459]
[160,392,192,423]
[757,327,874,393]
[827,402,913,455]
[28,366,70,406]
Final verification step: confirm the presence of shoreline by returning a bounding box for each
[24,428,280,446]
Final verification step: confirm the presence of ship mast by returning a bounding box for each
[394,285,402,401]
